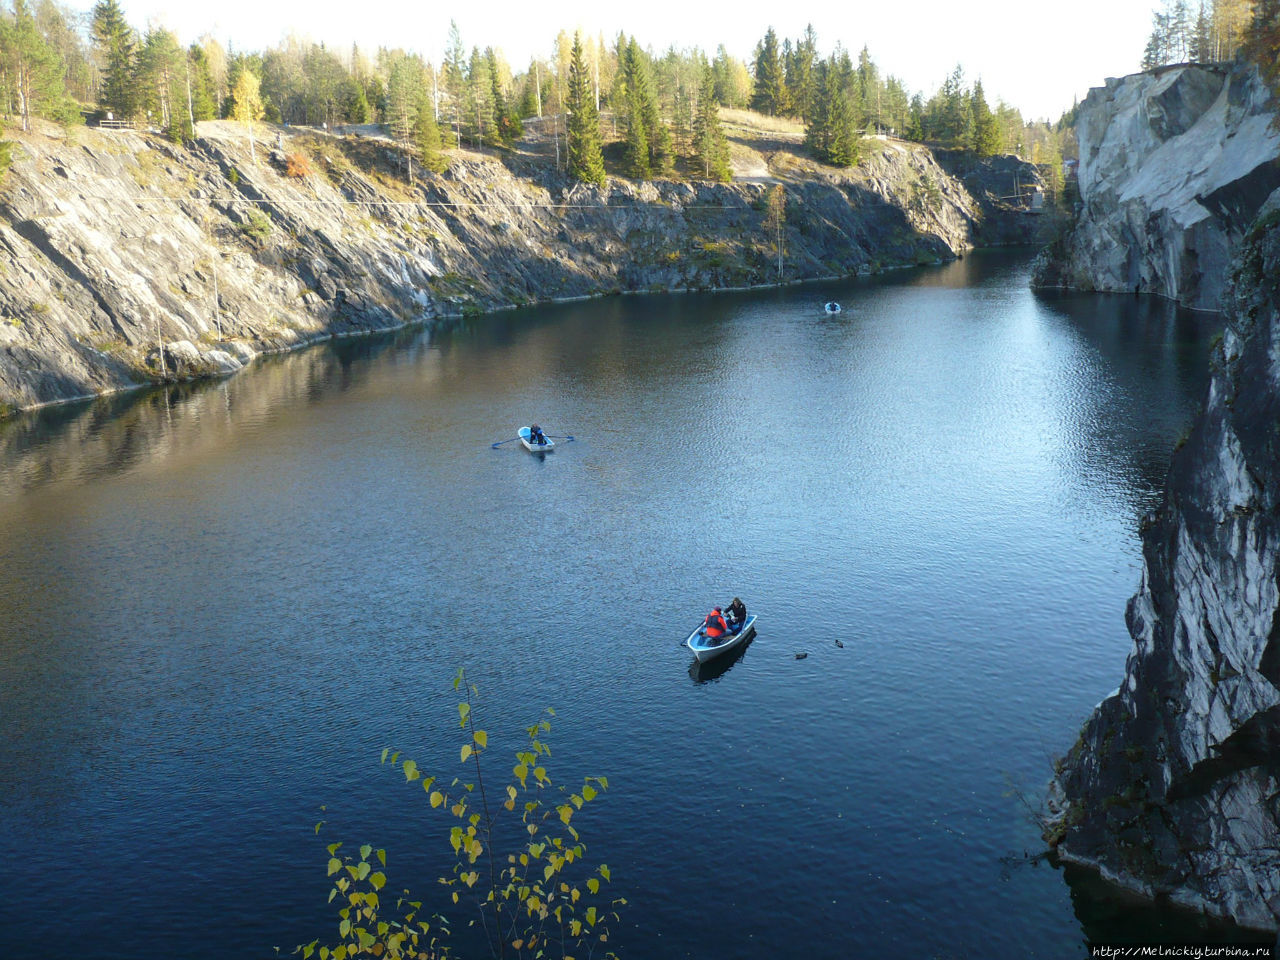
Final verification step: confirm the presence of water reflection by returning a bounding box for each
[0,252,1235,959]
[688,632,756,684]
[1061,862,1274,946]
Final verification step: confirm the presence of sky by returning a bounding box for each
[98,0,1157,120]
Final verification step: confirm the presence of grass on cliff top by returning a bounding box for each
[719,109,805,139]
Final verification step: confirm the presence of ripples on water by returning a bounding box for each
[0,253,1233,957]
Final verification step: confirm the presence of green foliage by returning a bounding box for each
[692,66,730,182]
[92,0,137,120]
[1,0,78,132]
[1245,0,1280,100]
[414,94,447,175]
[300,670,624,960]
[750,27,786,116]
[971,80,1000,157]
[187,44,218,121]
[239,208,272,244]
[0,127,12,181]
[616,38,671,178]
[140,27,193,144]
[804,53,859,167]
[565,33,605,187]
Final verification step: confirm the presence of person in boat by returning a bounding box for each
[725,597,747,632]
[703,606,729,641]
[529,424,548,446]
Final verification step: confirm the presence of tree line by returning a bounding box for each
[11,2,1275,192]
[1140,0,1254,69]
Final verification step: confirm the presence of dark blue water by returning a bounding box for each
[0,254,1224,957]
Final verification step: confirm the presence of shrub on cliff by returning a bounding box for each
[285,151,312,179]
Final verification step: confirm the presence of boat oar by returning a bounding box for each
[490,437,521,448]
[545,434,575,441]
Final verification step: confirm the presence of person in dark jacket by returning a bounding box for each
[703,607,729,640]
[529,424,548,445]
[725,597,747,632]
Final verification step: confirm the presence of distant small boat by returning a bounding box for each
[519,426,554,452]
[824,302,842,314]
[686,615,757,663]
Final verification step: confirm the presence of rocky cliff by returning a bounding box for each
[1047,191,1280,931]
[1033,62,1280,310]
[0,120,1041,416]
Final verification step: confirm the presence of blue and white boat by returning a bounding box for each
[686,615,757,663]
[519,426,555,452]
[824,302,842,314]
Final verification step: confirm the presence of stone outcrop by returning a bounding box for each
[0,121,1041,416]
[1033,62,1280,310]
[1047,191,1280,931]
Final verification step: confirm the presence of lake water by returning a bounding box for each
[0,253,1237,957]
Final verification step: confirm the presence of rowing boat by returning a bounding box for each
[519,427,555,452]
[686,615,757,663]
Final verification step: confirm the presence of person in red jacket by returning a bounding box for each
[703,606,729,640]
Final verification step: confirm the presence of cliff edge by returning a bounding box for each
[0,120,1041,417]
[1033,62,1280,310]
[1047,190,1280,931]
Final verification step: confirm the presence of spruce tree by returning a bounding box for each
[414,92,446,173]
[565,33,605,187]
[188,44,218,121]
[971,79,1000,157]
[786,25,818,122]
[824,55,859,167]
[623,108,650,179]
[750,27,785,115]
[91,0,136,120]
[692,65,730,181]
[803,59,832,158]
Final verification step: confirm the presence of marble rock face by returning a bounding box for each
[1048,189,1280,932]
[1034,63,1280,311]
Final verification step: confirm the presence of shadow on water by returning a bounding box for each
[688,631,756,684]
[1060,862,1276,948]
[0,323,439,497]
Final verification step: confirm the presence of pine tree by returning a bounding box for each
[565,33,605,187]
[140,28,191,142]
[465,46,491,149]
[750,27,785,116]
[386,54,421,180]
[692,64,730,181]
[3,0,74,131]
[442,20,466,149]
[91,0,136,120]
